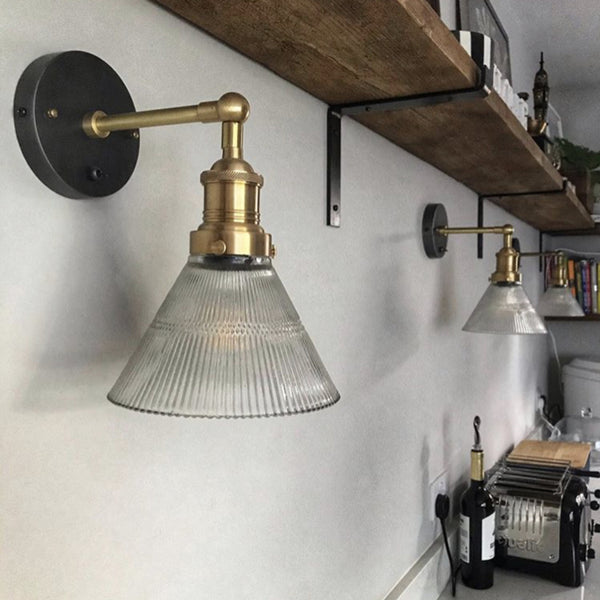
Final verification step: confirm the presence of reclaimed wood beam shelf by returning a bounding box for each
[546,315,600,322]
[154,0,594,232]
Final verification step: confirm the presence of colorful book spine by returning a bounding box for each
[568,259,576,298]
[597,262,600,313]
[592,259,598,314]
[581,260,591,314]
[543,255,551,290]
[575,261,584,309]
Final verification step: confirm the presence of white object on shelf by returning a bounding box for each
[563,357,600,417]
[516,97,528,128]
[493,65,502,94]
[452,31,492,70]
[491,66,527,129]
[501,79,513,109]
[451,30,529,132]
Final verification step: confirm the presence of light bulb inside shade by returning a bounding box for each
[462,282,547,335]
[536,286,585,317]
[108,255,340,417]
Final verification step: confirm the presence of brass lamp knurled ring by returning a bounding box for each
[201,170,263,185]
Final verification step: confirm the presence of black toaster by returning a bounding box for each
[486,457,599,587]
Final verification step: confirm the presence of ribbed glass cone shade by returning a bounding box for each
[108,256,340,417]
[462,283,547,335]
[536,286,585,317]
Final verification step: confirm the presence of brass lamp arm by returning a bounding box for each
[437,225,514,250]
[83,92,250,138]
[422,205,519,283]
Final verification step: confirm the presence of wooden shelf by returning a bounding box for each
[491,187,591,232]
[154,0,595,232]
[546,315,600,322]
[547,224,600,236]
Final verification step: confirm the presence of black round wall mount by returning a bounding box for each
[422,203,449,258]
[13,51,139,199]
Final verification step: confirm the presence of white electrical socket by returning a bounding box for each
[429,470,449,535]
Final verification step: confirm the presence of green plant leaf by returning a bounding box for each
[556,138,600,170]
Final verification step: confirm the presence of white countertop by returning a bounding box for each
[438,563,599,600]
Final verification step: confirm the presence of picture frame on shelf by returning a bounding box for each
[456,0,511,83]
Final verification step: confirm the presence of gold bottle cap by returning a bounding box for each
[471,450,485,481]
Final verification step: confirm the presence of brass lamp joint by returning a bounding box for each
[80,91,272,259]
[82,92,250,138]
[437,224,520,284]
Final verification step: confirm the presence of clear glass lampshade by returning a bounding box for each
[462,282,548,335]
[108,255,340,417]
[536,285,584,317]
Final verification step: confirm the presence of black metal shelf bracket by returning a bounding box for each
[476,179,568,259]
[326,67,492,227]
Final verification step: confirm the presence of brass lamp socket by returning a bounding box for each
[189,156,273,258]
[491,244,521,284]
[519,251,569,287]
[551,253,569,287]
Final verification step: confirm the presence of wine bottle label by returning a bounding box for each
[481,512,495,560]
[459,514,470,562]
[459,512,495,562]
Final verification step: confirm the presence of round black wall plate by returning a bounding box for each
[422,203,449,258]
[13,51,139,199]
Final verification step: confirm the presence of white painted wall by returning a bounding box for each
[0,2,548,599]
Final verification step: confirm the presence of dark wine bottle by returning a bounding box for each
[459,416,495,589]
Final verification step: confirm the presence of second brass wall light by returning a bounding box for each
[519,251,584,317]
[422,204,547,335]
[13,51,340,417]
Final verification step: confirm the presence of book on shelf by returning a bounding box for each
[576,261,584,310]
[597,261,600,312]
[567,259,577,298]
[548,255,600,315]
[582,260,591,315]
[593,260,599,314]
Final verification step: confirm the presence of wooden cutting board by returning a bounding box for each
[509,440,591,469]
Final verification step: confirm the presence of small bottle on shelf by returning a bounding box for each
[459,416,495,589]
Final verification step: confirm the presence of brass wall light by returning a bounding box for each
[422,204,547,335]
[13,51,340,417]
[519,251,584,317]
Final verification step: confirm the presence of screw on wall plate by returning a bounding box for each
[87,167,106,182]
[130,130,140,139]
[46,108,59,119]
[17,107,27,117]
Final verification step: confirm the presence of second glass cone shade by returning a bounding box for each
[108,256,340,417]
[536,286,584,317]
[462,283,547,335]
